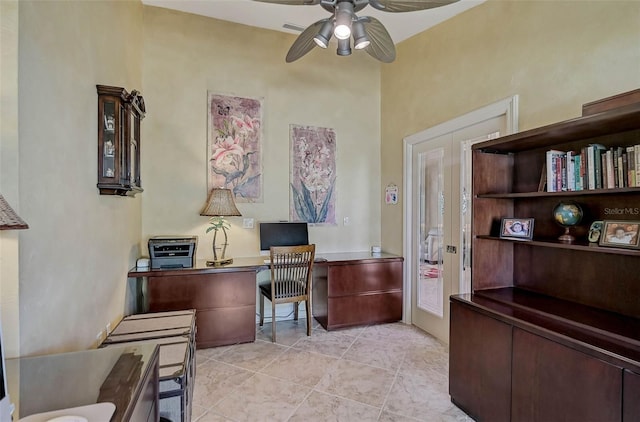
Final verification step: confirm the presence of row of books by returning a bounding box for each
[545,144,640,192]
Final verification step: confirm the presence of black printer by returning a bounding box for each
[148,236,197,269]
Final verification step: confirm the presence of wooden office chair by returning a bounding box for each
[259,244,315,342]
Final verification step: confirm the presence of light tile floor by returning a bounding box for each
[193,319,474,422]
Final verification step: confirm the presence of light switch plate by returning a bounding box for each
[243,218,254,229]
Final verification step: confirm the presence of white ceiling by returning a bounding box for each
[142,0,484,44]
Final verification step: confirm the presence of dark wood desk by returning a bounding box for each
[128,253,403,347]
[129,258,263,348]
[7,343,159,422]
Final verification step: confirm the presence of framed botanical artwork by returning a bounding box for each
[599,220,640,249]
[289,124,336,225]
[500,218,534,240]
[207,92,263,203]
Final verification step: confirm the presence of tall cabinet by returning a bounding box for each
[449,96,640,422]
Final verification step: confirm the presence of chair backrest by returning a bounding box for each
[269,244,315,301]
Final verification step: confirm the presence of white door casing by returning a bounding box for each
[402,96,519,342]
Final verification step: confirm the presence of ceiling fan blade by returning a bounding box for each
[252,0,322,5]
[361,17,396,63]
[285,19,329,63]
[369,0,459,13]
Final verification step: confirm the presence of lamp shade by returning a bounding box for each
[313,20,334,48]
[352,21,370,50]
[337,38,352,56]
[200,188,242,217]
[0,194,28,230]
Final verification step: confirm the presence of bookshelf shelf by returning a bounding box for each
[477,187,640,199]
[475,235,640,256]
[476,102,640,154]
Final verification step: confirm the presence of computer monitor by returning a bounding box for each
[259,222,309,255]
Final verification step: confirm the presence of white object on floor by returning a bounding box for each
[18,402,115,422]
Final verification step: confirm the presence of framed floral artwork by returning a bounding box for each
[289,124,336,225]
[207,92,263,202]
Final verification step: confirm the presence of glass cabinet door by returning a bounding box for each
[102,101,116,179]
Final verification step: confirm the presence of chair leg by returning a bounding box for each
[294,302,299,321]
[305,299,312,336]
[271,301,277,343]
[259,294,264,327]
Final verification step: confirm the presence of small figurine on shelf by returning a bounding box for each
[104,115,115,132]
[587,221,603,244]
[105,168,114,178]
[104,139,115,157]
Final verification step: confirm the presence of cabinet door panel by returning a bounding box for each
[512,328,622,422]
[449,301,512,422]
[195,307,256,348]
[624,369,640,421]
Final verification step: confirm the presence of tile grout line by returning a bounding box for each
[376,338,411,421]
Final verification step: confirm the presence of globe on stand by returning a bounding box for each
[553,202,584,242]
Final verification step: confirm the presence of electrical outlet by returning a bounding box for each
[96,330,105,343]
[343,216,350,226]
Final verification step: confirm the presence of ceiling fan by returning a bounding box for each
[253,0,459,63]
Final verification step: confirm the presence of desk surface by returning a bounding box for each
[7,343,158,421]
[128,251,402,277]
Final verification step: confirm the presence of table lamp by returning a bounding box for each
[200,188,241,266]
[0,194,28,230]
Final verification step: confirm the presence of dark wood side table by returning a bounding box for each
[7,343,159,422]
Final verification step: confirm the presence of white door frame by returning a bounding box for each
[402,96,519,324]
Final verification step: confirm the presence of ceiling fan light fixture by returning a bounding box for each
[337,38,352,56]
[333,1,354,40]
[313,19,334,48]
[334,24,351,40]
[352,21,370,49]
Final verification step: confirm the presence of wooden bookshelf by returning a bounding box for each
[449,95,640,422]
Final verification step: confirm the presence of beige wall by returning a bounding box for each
[141,7,382,259]
[16,0,144,356]
[0,0,21,358]
[381,0,640,254]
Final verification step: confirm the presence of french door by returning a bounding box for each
[403,97,518,343]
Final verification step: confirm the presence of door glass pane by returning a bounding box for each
[417,147,444,317]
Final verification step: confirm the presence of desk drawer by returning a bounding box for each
[327,291,402,329]
[327,261,402,296]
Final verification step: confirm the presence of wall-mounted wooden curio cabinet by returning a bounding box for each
[97,85,145,196]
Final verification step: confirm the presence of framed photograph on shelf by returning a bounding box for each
[599,220,640,249]
[500,218,534,240]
